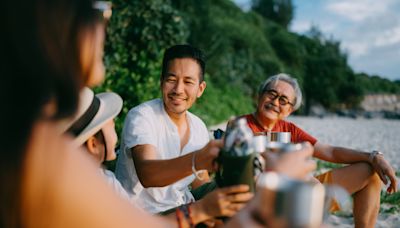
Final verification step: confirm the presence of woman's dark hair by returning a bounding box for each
[1,0,100,226]
[161,44,206,82]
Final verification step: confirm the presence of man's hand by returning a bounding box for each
[195,139,223,172]
[194,185,254,219]
[261,142,316,180]
[371,155,398,193]
[223,198,265,228]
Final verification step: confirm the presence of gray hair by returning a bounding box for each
[258,73,302,111]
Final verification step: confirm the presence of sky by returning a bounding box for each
[233,0,400,81]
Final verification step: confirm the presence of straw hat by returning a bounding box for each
[64,87,122,146]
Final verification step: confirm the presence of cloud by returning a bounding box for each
[342,42,368,57]
[339,9,400,57]
[350,41,400,78]
[326,0,394,22]
[374,26,400,47]
[308,0,400,79]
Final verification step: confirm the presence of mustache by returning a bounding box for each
[264,103,280,112]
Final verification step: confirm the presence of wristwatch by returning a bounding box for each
[369,150,383,163]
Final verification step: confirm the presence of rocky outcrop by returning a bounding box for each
[361,94,400,112]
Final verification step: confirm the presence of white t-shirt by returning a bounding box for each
[115,99,209,213]
[101,169,132,203]
[101,169,142,210]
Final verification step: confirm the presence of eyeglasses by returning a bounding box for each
[264,89,294,107]
[93,1,112,22]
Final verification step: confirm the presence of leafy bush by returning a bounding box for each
[98,0,188,132]
[190,74,255,126]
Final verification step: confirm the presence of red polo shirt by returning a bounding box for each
[241,114,317,145]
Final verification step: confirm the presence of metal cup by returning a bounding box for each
[256,172,326,228]
[265,141,303,154]
[268,132,291,143]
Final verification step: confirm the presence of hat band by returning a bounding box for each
[67,96,101,137]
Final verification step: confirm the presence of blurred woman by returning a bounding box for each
[1,0,168,227]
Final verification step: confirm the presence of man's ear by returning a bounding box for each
[197,81,206,98]
[85,136,99,156]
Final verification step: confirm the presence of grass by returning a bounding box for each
[316,160,343,170]
[380,191,400,213]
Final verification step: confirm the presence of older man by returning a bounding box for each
[240,73,397,228]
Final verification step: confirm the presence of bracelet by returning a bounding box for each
[369,150,383,163]
[192,151,204,181]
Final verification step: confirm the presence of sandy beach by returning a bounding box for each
[289,116,400,228]
[288,116,400,172]
[210,116,400,227]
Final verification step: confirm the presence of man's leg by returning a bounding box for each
[330,162,382,228]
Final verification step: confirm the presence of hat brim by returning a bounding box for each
[73,92,123,146]
[57,88,94,134]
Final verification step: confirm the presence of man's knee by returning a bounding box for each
[368,172,382,188]
[353,162,375,178]
[329,162,381,194]
[363,161,374,171]
[356,162,382,190]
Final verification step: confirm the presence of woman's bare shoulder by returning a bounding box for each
[22,121,170,228]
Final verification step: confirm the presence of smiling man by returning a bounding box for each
[115,45,252,218]
[239,73,397,228]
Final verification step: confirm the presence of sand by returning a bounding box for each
[289,116,400,172]
[288,116,400,228]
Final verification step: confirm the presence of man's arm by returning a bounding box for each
[313,142,370,164]
[132,140,222,188]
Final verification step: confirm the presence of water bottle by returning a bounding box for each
[216,117,257,192]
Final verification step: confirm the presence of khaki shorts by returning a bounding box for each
[315,171,341,212]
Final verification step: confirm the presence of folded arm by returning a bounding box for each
[313,142,370,164]
[313,142,397,193]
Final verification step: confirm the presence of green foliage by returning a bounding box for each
[268,26,303,68]
[99,0,400,134]
[97,0,188,132]
[173,0,284,104]
[251,0,294,29]
[337,71,365,108]
[190,74,255,126]
[297,28,366,112]
[357,73,400,94]
[316,160,343,171]
[380,191,400,213]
